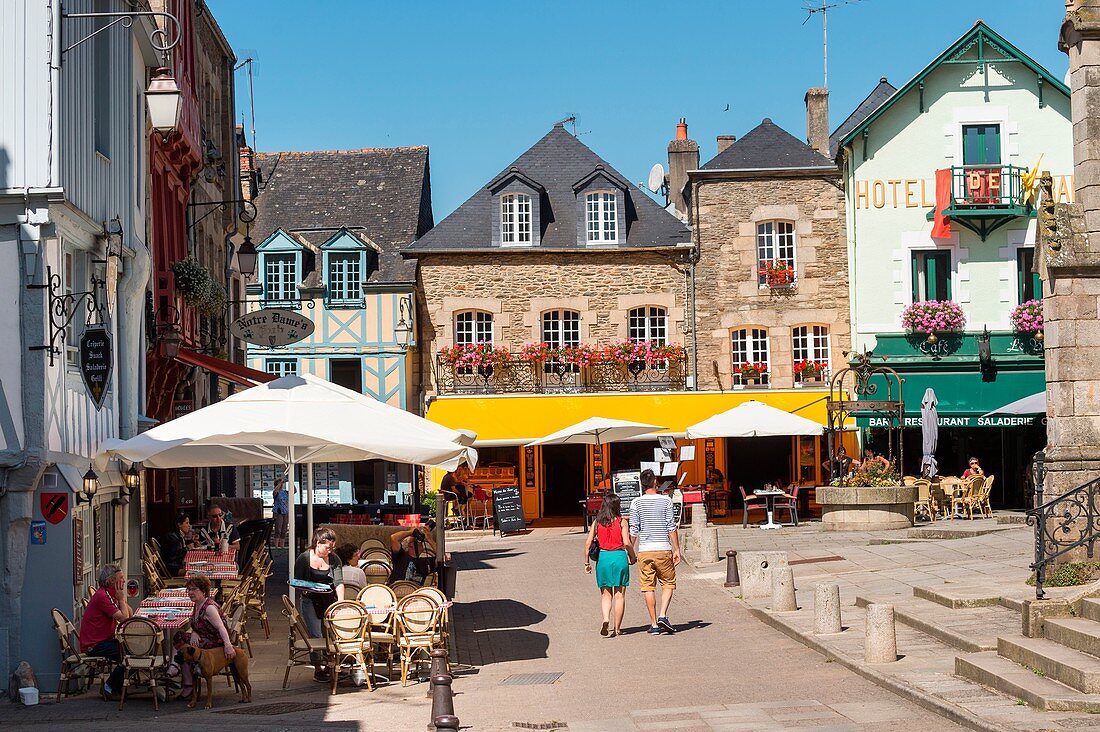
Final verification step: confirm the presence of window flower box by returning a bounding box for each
[735,361,769,388]
[1010,299,1044,342]
[901,300,966,343]
[758,260,795,288]
[794,359,828,384]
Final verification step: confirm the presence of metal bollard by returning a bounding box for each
[431,673,456,728]
[426,648,448,698]
[724,550,740,587]
[434,715,460,732]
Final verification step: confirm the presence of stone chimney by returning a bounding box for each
[237,124,258,201]
[805,87,830,157]
[717,135,737,154]
[667,118,699,220]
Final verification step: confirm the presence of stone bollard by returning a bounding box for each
[724,550,740,587]
[426,648,448,698]
[814,583,842,635]
[864,603,898,663]
[696,527,719,564]
[770,566,797,612]
[691,501,708,533]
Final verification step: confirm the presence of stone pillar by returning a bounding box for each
[814,583,843,634]
[1039,3,1100,564]
[771,566,797,612]
[864,604,898,663]
[696,526,719,564]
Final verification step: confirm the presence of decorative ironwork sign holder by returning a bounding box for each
[825,349,905,486]
[28,266,107,367]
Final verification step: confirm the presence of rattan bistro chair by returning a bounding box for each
[394,593,442,686]
[323,601,374,694]
[357,584,398,679]
[51,608,111,702]
[280,595,326,689]
[913,479,935,522]
[116,617,169,711]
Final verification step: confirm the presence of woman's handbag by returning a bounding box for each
[587,530,601,563]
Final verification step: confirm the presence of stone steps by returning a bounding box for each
[1082,598,1100,622]
[854,594,1015,653]
[1044,617,1100,659]
[914,584,1002,609]
[998,635,1100,693]
[955,652,1100,712]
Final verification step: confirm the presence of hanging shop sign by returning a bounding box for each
[230,308,315,347]
[79,326,113,410]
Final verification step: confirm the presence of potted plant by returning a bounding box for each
[644,342,686,366]
[901,300,966,344]
[1010,299,1044,342]
[171,256,225,315]
[793,359,828,383]
[519,342,553,364]
[737,361,768,385]
[758,259,795,288]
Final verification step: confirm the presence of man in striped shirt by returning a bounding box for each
[629,469,681,634]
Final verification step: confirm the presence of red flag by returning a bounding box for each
[931,168,953,239]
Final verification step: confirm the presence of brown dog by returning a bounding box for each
[180,644,252,709]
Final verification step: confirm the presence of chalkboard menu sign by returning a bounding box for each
[491,485,527,535]
[79,326,112,410]
[612,470,642,512]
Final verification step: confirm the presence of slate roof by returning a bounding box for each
[404,124,690,253]
[251,147,433,283]
[829,77,897,158]
[701,118,833,171]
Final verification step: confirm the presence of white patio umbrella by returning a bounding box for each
[96,374,478,592]
[686,400,824,438]
[525,416,666,447]
[983,391,1046,417]
[920,388,939,478]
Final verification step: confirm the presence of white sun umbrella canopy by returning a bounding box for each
[686,400,823,438]
[96,374,478,597]
[983,391,1046,417]
[920,388,939,478]
[525,417,666,447]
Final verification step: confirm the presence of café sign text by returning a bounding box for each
[230,308,315,347]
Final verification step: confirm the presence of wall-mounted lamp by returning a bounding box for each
[395,297,413,350]
[146,67,183,136]
[235,230,257,279]
[122,461,142,498]
[160,328,182,359]
[77,465,99,505]
[977,325,993,372]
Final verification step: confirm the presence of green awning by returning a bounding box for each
[856,368,1045,428]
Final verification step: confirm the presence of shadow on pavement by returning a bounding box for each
[453,598,547,631]
[451,548,526,571]
[455,628,550,666]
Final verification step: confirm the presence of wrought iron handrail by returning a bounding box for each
[434,355,687,395]
[1026,476,1100,599]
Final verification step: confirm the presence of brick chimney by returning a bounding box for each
[805,87,830,157]
[667,117,699,220]
[237,124,258,201]
[717,135,736,154]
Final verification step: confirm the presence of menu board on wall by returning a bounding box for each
[251,463,345,506]
[73,517,84,585]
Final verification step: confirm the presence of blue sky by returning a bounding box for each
[207,0,1070,221]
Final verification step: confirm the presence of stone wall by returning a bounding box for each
[415,251,689,392]
[691,174,850,390]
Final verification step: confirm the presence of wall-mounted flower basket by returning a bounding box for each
[170,256,226,315]
[1010,299,1044,342]
[901,300,966,341]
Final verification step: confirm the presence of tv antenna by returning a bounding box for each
[803,0,865,88]
[555,115,578,135]
[234,52,259,150]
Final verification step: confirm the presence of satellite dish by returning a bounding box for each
[647,163,666,194]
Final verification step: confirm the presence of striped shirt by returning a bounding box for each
[629,493,676,552]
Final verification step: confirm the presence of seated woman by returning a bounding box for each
[334,544,367,591]
[179,576,235,700]
[160,511,195,577]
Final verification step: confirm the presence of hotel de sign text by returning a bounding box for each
[853,174,1075,209]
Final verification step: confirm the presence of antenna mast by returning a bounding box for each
[234,55,258,150]
[804,0,865,89]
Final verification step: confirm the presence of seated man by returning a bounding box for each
[79,564,133,699]
[389,525,437,584]
[204,503,241,551]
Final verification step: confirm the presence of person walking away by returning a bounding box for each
[294,527,345,682]
[79,564,133,699]
[584,494,635,637]
[629,469,680,635]
[272,477,289,549]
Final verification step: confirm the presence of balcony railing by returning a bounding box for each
[950,164,1028,210]
[435,356,688,395]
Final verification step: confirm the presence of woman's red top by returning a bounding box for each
[596,517,625,551]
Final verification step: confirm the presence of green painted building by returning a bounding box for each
[836,22,1069,507]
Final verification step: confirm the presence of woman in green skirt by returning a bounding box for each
[584,494,636,637]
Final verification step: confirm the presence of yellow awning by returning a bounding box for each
[425,390,833,445]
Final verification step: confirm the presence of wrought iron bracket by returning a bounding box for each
[61,9,181,59]
[187,198,257,232]
[27,266,105,367]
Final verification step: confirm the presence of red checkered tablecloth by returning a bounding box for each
[137,590,194,631]
[185,562,239,580]
[184,549,237,563]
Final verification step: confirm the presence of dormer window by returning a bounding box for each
[265,253,297,304]
[328,252,362,302]
[501,193,532,246]
[585,192,618,244]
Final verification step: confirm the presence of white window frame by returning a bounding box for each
[541,310,581,349]
[500,193,532,246]
[792,325,831,379]
[264,253,297,304]
[327,252,362,303]
[731,327,770,386]
[628,306,668,345]
[264,358,298,378]
[454,310,494,346]
[756,220,796,287]
[585,192,618,244]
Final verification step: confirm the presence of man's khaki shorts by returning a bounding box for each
[637,550,676,591]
